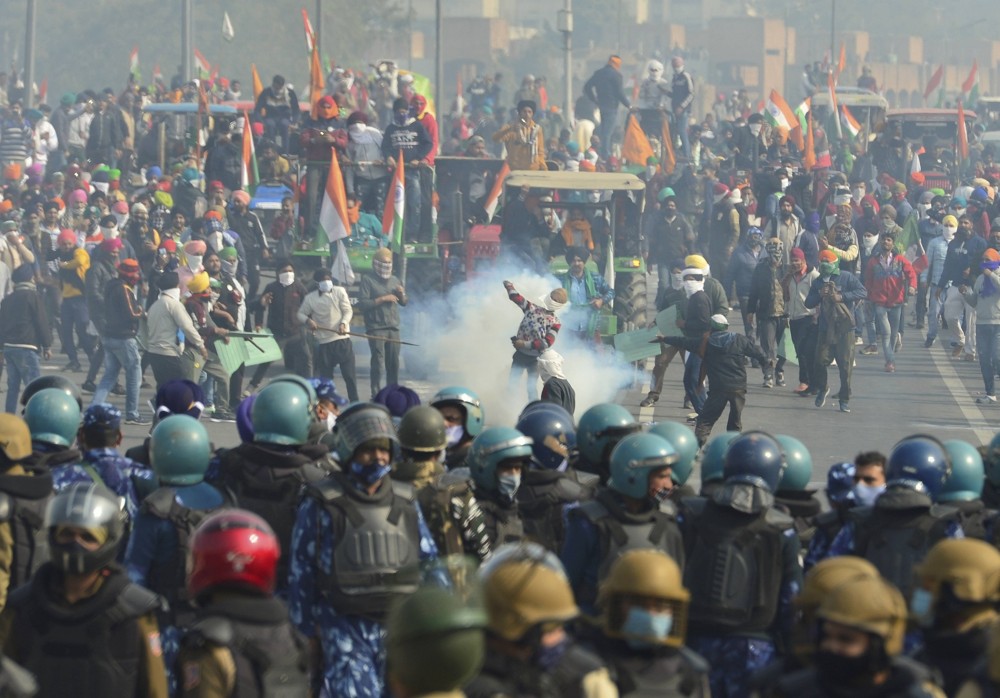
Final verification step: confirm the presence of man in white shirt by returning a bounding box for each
[297,268,359,401]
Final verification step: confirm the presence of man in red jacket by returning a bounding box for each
[863,230,916,373]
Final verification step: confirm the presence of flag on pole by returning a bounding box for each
[194,49,211,79]
[828,71,843,140]
[962,59,980,106]
[834,42,846,84]
[319,149,351,243]
[660,114,677,176]
[794,98,810,134]
[241,110,260,192]
[483,162,510,222]
[621,114,655,166]
[302,8,316,54]
[309,43,325,118]
[764,89,800,148]
[129,47,140,79]
[455,72,465,115]
[382,151,405,251]
[958,100,969,161]
[923,64,944,102]
[38,78,47,105]
[250,64,264,101]
[222,11,235,42]
[803,111,816,171]
[840,105,861,140]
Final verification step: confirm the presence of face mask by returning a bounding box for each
[394,112,408,125]
[862,234,878,253]
[646,165,657,177]
[942,226,957,241]
[534,638,569,671]
[682,278,704,297]
[349,123,365,136]
[114,213,128,228]
[588,191,601,203]
[279,271,295,287]
[210,231,224,251]
[670,271,684,290]
[853,188,865,203]
[318,279,334,293]
[107,228,120,240]
[818,262,838,277]
[350,460,392,486]
[815,650,880,685]
[779,178,789,191]
[325,413,337,431]
[853,482,885,507]
[910,588,935,627]
[186,254,203,271]
[622,606,673,649]
[749,123,762,136]
[445,425,464,447]
[497,473,521,502]
[221,260,238,276]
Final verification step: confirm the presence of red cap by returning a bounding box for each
[159,239,177,252]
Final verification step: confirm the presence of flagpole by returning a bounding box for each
[22,0,35,110]
[181,0,192,82]
[315,0,322,61]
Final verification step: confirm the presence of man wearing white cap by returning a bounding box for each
[655,313,766,445]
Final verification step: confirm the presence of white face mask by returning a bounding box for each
[588,191,601,203]
[221,260,238,276]
[318,279,334,293]
[349,123,365,136]
[749,123,762,136]
[853,482,885,507]
[115,213,129,228]
[186,255,203,271]
[445,425,464,448]
[682,278,704,297]
[325,413,337,431]
[779,178,789,191]
[106,228,120,240]
[942,226,957,241]
[863,233,878,253]
[852,188,865,203]
[279,271,295,287]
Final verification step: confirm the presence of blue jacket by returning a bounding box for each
[726,242,765,298]
[804,270,867,330]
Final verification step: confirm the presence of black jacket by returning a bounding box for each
[662,330,765,393]
[746,260,786,319]
[103,277,143,339]
[583,65,630,111]
[0,284,52,350]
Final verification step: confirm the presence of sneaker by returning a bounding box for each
[976,395,997,405]
[682,397,691,409]
[762,377,774,389]
[640,395,658,408]
[855,336,864,346]
[839,401,851,413]
[241,384,260,399]
[885,362,895,373]
[815,388,830,408]
[62,362,82,372]
[794,384,810,395]
[81,381,97,394]
[963,353,978,362]
[211,410,237,423]
[924,336,936,348]
[894,334,902,352]
[861,344,879,355]
[124,415,152,426]
[685,415,698,425]
[686,412,699,421]
[111,383,126,396]
[952,344,965,358]
[775,372,786,387]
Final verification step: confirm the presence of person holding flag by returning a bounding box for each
[382,97,432,243]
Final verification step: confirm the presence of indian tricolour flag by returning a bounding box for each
[841,105,861,140]
[483,162,510,222]
[320,148,356,285]
[764,89,800,148]
[240,110,259,192]
[129,47,140,79]
[962,59,980,107]
[795,98,810,134]
[382,151,405,251]
[194,49,211,79]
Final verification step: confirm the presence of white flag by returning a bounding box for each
[222,12,235,42]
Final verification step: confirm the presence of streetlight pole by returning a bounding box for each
[181,0,192,82]
[316,0,322,61]
[435,0,443,116]
[559,0,573,122]
[23,0,35,109]
[830,0,836,68]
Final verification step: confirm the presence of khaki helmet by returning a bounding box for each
[914,538,1000,605]
[817,576,907,656]
[793,557,879,661]
[481,543,578,641]
[598,549,689,648]
[397,405,448,453]
[0,414,32,463]
[386,585,487,694]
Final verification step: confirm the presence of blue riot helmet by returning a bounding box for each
[722,431,786,493]
[431,386,485,438]
[648,421,698,486]
[885,435,951,500]
[515,405,576,470]
[608,433,678,500]
[826,462,857,506]
[939,440,985,502]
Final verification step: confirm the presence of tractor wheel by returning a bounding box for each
[621,273,648,327]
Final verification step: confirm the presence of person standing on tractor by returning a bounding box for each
[558,246,614,343]
[492,100,547,171]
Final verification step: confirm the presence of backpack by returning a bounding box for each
[683,498,788,634]
[0,488,51,590]
[415,472,475,557]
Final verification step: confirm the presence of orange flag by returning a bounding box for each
[804,111,817,171]
[835,42,846,83]
[309,44,325,118]
[251,64,264,101]
[958,100,969,161]
[621,114,654,167]
[660,115,677,176]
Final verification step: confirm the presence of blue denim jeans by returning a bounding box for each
[977,324,1000,397]
[874,304,903,364]
[683,352,707,413]
[4,347,40,413]
[92,337,141,419]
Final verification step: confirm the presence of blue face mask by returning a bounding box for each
[534,637,569,671]
[350,460,391,487]
[621,606,674,649]
[445,425,464,448]
[910,588,935,627]
[853,482,885,507]
[497,473,521,502]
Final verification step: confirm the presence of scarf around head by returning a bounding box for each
[981,262,1000,297]
[373,258,393,280]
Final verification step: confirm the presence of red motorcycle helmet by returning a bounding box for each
[187,509,280,599]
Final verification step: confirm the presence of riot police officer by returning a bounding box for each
[576,403,643,481]
[562,432,685,614]
[467,427,531,548]
[596,549,710,697]
[516,404,597,552]
[385,585,487,697]
[288,402,439,697]
[431,386,485,470]
[803,462,856,571]
[697,431,739,498]
[825,435,962,600]
[681,431,802,698]
[177,510,310,697]
[774,434,822,548]
[466,543,618,698]
[17,374,83,415]
[22,388,82,470]
[0,482,169,697]
[393,405,491,560]
[211,376,330,590]
[939,439,994,540]
[648,421,700,501]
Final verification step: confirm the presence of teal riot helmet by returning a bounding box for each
[608,433,679,500]
[700,431,740,485]
[24,388,82,447]
[431,386,485,438]
[577,403,641,469]
[468,427,533,493]
[776,434,813,491]
[149,415,212,485]
[648,421,697,485]
[939,439,985,502]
